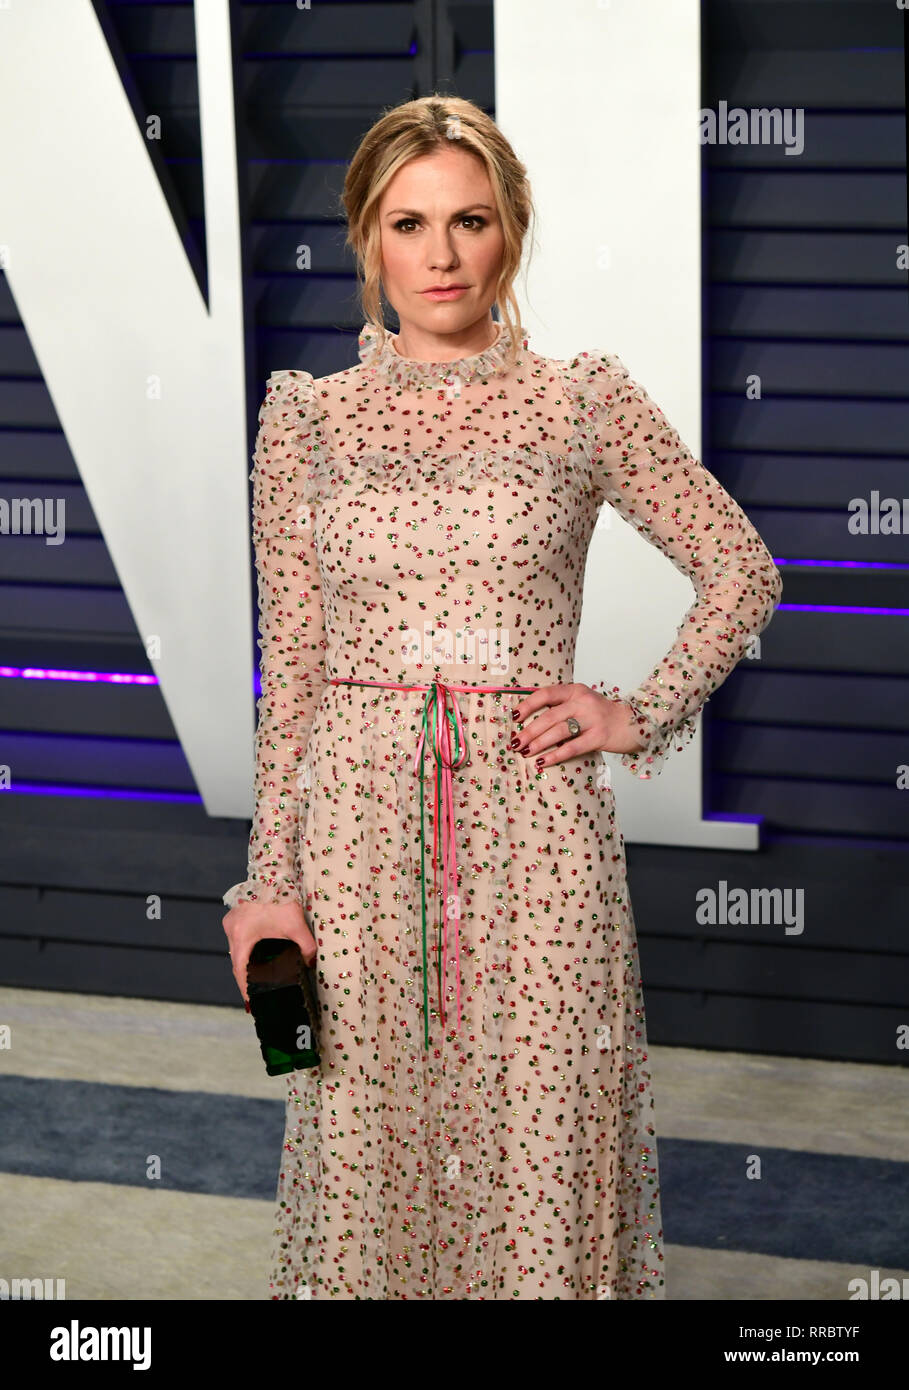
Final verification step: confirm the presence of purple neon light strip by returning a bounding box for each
[775,558,909,571]
[0,665,157,684]
[0,665,263,693]
[7,780,201,803]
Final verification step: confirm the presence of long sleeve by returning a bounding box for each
[572,349,783,779]
[222,370,328,909]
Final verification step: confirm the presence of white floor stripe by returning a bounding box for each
[2,1173,904,1300]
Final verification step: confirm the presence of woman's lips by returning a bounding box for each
[420,286,468,300]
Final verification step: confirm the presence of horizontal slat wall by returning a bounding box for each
[628,832,909,1063]
[701,0,909,849]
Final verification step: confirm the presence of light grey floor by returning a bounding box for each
[1,985,906,1300]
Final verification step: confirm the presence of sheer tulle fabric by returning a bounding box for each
[223,321,782,1298]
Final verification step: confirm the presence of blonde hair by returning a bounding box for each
[341,94,534,369]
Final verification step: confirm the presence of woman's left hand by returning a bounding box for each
[511,683,646,768]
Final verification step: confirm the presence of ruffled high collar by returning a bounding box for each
[357,318,523,389]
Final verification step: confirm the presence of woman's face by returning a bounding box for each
[376,145,505,341]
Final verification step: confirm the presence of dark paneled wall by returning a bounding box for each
[702,0,909,848]
[0,0,906,1065]
[636,0,909,1060]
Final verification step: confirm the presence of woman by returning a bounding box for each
[222,94,783,1300]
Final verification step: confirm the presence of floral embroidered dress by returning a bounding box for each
[223,319,782,1301]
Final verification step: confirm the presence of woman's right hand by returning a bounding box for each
[221,898,317,1006]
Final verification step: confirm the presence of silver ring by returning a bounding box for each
[566,716,581,738]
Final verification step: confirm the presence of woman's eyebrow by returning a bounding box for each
[383,204,494,218]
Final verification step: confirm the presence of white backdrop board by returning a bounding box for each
[494,0,759,848]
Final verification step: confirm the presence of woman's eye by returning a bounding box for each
[392,216,487,232]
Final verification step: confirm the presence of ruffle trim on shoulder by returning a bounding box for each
[563,347,648,405]
[250,367,328,481]
[557,348,650,492]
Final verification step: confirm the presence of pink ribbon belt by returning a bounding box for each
[328,676,537,1048]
